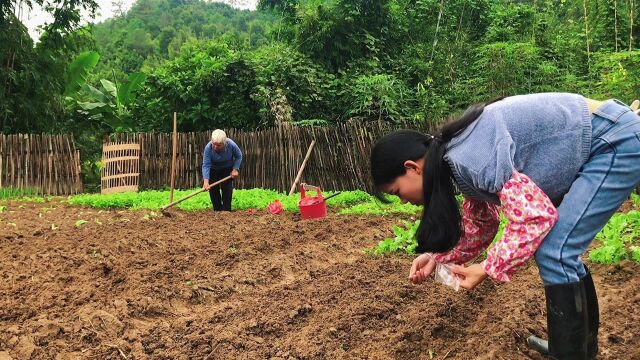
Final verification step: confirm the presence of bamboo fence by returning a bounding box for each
[109,121,437,192]
[0,133,82,195]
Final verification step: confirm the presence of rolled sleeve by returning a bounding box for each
[433,198,500,264]
[202,143,212,180]
[483,170,558,282]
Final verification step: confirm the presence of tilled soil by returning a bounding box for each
[0,200,638,359]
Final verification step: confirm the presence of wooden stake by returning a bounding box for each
[288,140,315,196]
[170,112,177,203]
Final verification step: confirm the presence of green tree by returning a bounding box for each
[591,50,640,101]
[91,0,275,81]
[343,74,411,122]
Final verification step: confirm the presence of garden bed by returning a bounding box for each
[0,200,638,359]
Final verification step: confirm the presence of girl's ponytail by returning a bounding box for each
[416,99,502,252]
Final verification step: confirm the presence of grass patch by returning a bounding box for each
[0,188,51,202]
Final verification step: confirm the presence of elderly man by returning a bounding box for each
[202,129,243,211]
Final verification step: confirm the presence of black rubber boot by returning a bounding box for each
[526,335,549,355]
[527,280,589,359]
[582,266,600,359]
[527,269,598,359]
[546,280,589,359]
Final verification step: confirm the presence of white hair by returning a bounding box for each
[211,129,227,144]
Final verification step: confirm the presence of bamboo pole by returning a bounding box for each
[170,112,177,202]
[288,140,316,196]
[630,0,635,51]
[615,0,619,51]
[583,0,591,71]
[76,149,82,193]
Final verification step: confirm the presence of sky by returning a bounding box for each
[19,0,258,40]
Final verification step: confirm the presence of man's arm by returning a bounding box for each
[202,143,212,188]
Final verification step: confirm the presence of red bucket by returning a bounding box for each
[298,184,327,220]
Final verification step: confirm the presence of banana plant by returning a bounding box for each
[64,51,100,96]
[65,51,146,133]
[74,73,147,132]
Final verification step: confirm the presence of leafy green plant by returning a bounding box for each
[339,201,421,216]
[68,188,416,216]
[631,246,640,263]
[591,50,640,102]
[64,51,100,96]
[344,74,410,122]
[589,238,627,264]
[371,219,420,255]
[589,211,640,264]
[338,192,421,216]
[75,220,88,227]
[71,72,147,132]
[66,52,147,133]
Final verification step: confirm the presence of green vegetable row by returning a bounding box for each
[372,194,640,265]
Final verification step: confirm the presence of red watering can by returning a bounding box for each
[297,183,341,220]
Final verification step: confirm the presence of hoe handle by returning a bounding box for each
[161,175,233,211]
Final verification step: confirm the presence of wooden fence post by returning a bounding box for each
[170,112,177,202]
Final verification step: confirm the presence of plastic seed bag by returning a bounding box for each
[434,263,461,291]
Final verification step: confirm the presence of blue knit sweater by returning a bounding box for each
[202,139,243,180]
[444,93,592,204]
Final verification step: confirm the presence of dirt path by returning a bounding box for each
[0,200,638,359]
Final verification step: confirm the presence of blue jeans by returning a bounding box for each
[535,100,640,285]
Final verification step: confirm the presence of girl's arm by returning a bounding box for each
[431,197,500,264]
[481,170,558,282]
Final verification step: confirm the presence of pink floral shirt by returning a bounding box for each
[433,170,559,282]
[432,198,500,264]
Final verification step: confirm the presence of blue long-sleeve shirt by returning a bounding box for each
[202,139,243,179]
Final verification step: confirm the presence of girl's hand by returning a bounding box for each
[409,253,436,284]
[450,263,488,290]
